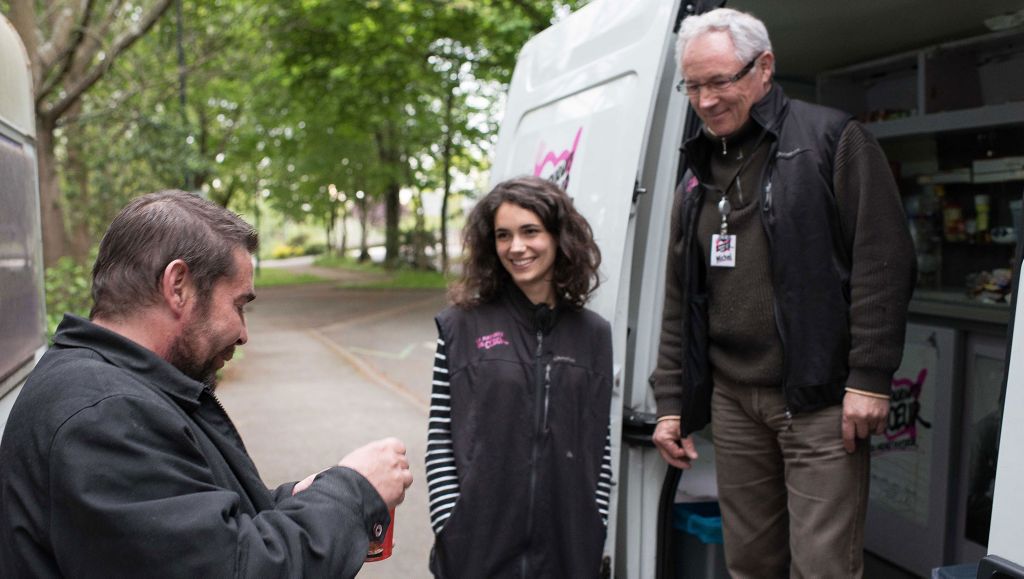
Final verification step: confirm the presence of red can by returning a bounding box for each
[365,508,395,562]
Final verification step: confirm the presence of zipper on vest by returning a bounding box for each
[523,329,545,578]
[760,163,792,419]
[542,363,552,432]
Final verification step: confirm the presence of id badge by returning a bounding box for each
[710,234,736,268]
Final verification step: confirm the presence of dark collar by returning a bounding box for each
[748,81,788,137]
[53,314,207,411]
[684,82,789,181]
[501,285,560,335]
[702,116,760,153]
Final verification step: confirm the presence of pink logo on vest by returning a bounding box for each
[475,331,510,350]
[686,175,699,193]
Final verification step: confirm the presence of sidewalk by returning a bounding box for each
[217,271,447,578]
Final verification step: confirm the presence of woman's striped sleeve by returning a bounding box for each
[425,335,459,534]
[596,425,613,526]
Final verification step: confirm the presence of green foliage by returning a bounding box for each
[270,244,306,259]
[37,0,591,265]
[303,243,327,256]
[312,254,450,289]
[286,233,310,247]
[313,254,380,271]
[44,256,93,338]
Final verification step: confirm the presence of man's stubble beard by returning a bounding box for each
[167,301,221,389]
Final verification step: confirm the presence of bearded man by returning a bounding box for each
[0,191,412,578]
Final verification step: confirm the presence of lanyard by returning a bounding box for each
[716,127,768,237]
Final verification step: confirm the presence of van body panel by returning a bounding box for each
[0,16,35,140]
[989,288,1024,563]
[0,14,44,430]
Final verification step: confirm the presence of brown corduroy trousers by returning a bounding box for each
[711,381,870,579]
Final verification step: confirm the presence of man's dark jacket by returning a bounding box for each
[0,315,388,578]
[429,289,612,579]
[658,84,915,434]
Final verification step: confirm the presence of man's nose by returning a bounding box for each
[697,89,718,110]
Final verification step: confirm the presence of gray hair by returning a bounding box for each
[90,190,259,321]
[676,8,774,74]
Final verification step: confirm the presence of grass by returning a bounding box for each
[253,267,328,287]
[312,254,379,271]
[313,254,451,290]
[339,268,450,290]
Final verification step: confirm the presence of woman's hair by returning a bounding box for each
[450,176,601,310]
[676,8,774,73]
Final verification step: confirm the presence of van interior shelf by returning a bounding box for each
[911,289,1011,325]
[866,101,1024,140]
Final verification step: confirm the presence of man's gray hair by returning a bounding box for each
[676,8,774,74]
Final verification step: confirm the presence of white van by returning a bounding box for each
[488,0,1024,577]
[0,14,45,434]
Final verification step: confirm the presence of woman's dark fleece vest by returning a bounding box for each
[429,289,612,579]
[677,84,854,433]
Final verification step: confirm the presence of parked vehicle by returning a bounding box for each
[0,14,46,434]
[489,1,1024,577]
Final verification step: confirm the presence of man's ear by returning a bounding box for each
[758,51,775,84]
[160,259,194,318]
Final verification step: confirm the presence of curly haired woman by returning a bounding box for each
[425,176,613,579]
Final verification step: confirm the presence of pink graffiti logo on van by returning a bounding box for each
[534,127,583,191]
[476,331,510,350]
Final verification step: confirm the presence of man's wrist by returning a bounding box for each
[656,415,681,423]
[844,387,890,400]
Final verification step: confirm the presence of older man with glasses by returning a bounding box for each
[650,7,916,578]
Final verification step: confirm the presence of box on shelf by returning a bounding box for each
[972,157,1024,184]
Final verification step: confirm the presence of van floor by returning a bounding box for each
[865,550,925,579]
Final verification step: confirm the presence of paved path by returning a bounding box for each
[216,275,448,578]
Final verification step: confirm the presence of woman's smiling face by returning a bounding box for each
[494,202,557,306]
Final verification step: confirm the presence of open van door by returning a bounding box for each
[490,0,692,575]
[0,14,46,433]
[980,247,1024,577]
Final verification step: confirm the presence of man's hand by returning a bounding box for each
[652,418,699,469]
[841,391,889,453]
[292,469,325,495]
[339,437,414,509]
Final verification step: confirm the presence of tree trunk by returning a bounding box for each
[326,202,336,252]
[384,180,400,267]
[36,120,70,266]
[66,122,93,262]
[358,196,370,262]
[412,190,430,269]
[340,204,349,257]
[440,88,454,275]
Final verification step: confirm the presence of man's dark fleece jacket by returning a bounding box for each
[651,83,916,429]
[0,315,388,578]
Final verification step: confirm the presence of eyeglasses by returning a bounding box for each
[676,55,761,96]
